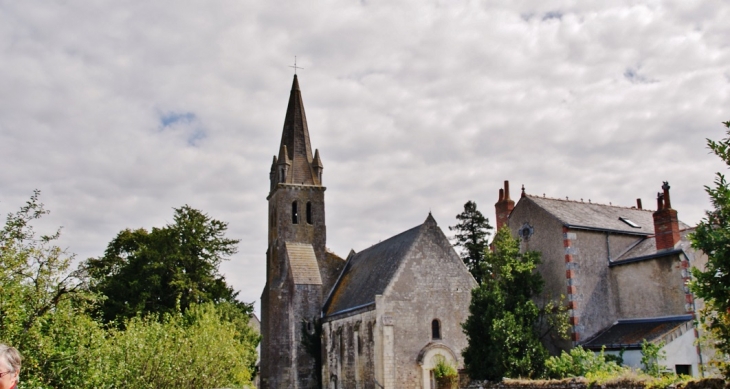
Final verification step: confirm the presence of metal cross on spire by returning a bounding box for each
[289,56,303,75]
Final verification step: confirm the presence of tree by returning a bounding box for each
[690,121,730,377]
[1,195,259,388]
[462,227,549,380]
[450,201,492,284]
[84,205,250,324]
[0,191,106,388]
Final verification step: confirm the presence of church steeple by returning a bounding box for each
[261,74,332,389]
[275,74,320,186]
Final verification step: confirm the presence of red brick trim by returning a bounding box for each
[564,226,580,344]
[680,257,694,313]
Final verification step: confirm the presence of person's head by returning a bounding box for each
[0,344,20,389]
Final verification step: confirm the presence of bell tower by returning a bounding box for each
[260,75,328,389]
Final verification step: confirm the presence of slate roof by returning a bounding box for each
[323,222,423,317]
[611,229,694,265]
[582,315,694,350]
[525,195,689,235]
[286,242,322,285]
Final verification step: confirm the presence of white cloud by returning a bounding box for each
[1,0,728,315]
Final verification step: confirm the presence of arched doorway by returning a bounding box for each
[417,343,458,389]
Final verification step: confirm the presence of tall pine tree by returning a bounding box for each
[450,201,492,284]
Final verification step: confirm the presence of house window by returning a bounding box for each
[292,202,299,224]
[619,216,641,228]
[675,365,691,376]
[432,319,441,340]
[306,202,313,224]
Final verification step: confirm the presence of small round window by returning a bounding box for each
[518,223,534,241]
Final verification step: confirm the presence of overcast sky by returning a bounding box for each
[1,1,728,315]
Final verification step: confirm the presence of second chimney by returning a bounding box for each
[495,180,516,230]
[653,182,680,250]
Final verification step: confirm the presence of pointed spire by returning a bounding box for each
[424,212,438,227]
[312,149,323,168]
[277,145,290,166]
[312,149,324,185]
[278,75,318,185]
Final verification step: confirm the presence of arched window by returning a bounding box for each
[306,202,313,224]
[292,201,299,224]
[431,319,441,340]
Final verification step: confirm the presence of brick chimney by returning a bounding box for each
[495,180,515,230]
[653,181,680,250]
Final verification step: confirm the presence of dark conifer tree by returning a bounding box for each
[449,200,492,284]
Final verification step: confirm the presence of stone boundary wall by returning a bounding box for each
[462,378,728,389]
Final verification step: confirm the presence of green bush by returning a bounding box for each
[94,303,258,388]
[544,346,625,379]
[1,193,259,389]
[433,356,458,379]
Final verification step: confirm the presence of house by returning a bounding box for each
[258,75,476,389]
[495,181,708,376]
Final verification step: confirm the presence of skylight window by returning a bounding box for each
[619,217,641,228]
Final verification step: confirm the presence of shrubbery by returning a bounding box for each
[0,193,259,388]
[545,346,624,379]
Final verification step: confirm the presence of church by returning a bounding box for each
[259,75,476,389]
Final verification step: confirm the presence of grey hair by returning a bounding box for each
[0,344,21,374]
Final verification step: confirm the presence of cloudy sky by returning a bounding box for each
[1,1,728,315]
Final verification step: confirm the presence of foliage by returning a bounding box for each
[1,194,259,388]
[690,121,730,378]
[582,369,692,389]
[450,201,492,284]
[433,356,458,379]
[603,348,625,365]
[0,190,98,387]
[84,205,250,324]
[535,294,571,345]
[640,340,667,377]
[90,303,258,389]
[462,227,549,380]
[544,346,625,379]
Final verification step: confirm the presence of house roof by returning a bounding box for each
[286,242,322,285]
[611,228,693,266]
[582,315,694,350]
[524,195,690,236]
[323,218,428,317]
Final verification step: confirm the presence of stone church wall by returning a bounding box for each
[322,309,378,389]
[382,222,476,389]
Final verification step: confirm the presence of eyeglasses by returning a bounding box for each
[0,371,13,378]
